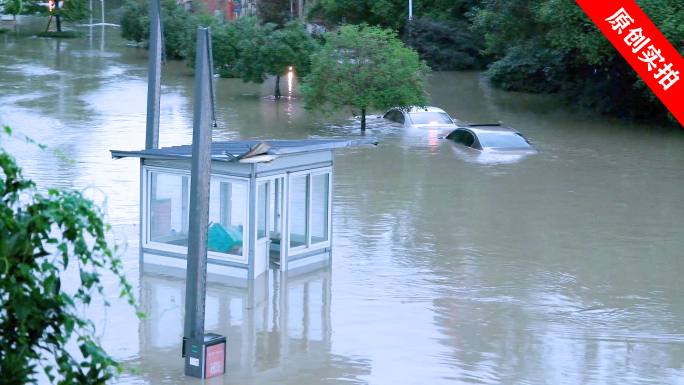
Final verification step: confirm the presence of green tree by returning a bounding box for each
[0,0,23,18]
[184,16,264,78]
[0,127,141,384]
[300,24,430,130]
[257,0,291,27]
[12,0,91,33]
[114,0,213,58]
[237,20,320,98]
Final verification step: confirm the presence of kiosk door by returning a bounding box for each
[255,176,285,275]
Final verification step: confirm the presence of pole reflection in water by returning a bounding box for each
[135,262,371,382]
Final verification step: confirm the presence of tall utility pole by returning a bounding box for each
[409,0,412,20]
[183,26,214,362]
[145,0,163,150]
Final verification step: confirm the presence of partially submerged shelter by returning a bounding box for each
[111,138,378,279]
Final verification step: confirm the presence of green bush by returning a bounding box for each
[37,30,86,38]
[483,42,563,93]
[0,28,11,34]
[0,127,141,384]
[114,0,213,59]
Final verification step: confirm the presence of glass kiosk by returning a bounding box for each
[111,138,377,279]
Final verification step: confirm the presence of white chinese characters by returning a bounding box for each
[638,45,664,71]
[654,63,680,91]
[607,8,678,91]
[606,8,634,34]
[624,28,650,53]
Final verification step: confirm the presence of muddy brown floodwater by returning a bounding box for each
[3,16,684,385]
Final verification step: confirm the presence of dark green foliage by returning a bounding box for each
[0,28,11,34]
[184,16,264,78]
[206,17,250,78]
[0,127,141,384]
[114,0,213,59]
[0,0,22,16]
[37,30,86,38]
[483,41,563,93]
[115,0,149,43]
[405,17,484,70]
[300,25,430,129]
[236,19,319,96]
[257,0,290,27]
[471,0,683,123]
[307,0,407,31]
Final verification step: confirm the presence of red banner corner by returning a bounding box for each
[575,0,684,125]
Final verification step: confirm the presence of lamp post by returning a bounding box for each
[408,0,412,20]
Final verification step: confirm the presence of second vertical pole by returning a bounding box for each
[145,0,163,150]
[183,26,214,356]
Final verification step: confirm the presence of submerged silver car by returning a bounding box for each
[445,125,538,154]
[383,106,457,131]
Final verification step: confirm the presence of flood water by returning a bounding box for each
[3,17,684,384]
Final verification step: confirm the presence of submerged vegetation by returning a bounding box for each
[37,30,86,38]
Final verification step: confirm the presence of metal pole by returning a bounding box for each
[183,27,214,355]
[408,0,412,20]
[145,0,163,149]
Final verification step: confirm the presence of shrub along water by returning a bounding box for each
[114,0,214,59]
[0,126,141,384]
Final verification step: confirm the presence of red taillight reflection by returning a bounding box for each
[428,129,438,152]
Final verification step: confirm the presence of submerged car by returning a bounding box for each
[445,124,538,154]
[383,106,457,131]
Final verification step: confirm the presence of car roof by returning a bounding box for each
[406,106,446,113]
[457,124,521,135]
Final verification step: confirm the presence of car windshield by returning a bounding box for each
[408,112,453,125]
[477,133,532,148]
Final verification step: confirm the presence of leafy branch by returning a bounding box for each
[0,126,143,384]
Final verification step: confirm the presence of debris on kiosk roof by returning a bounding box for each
[110,138,379,163]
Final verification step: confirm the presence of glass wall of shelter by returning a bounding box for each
[140,153,333,279]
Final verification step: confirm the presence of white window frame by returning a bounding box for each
[287,166,333,257]
[142,166,250,264]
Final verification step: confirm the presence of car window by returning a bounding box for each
[446,129,464,141]
[459,131,475,147]
[385,110,400,123]
[408,112,453,125]
[477,133,532,148]
[397,111,405,124]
